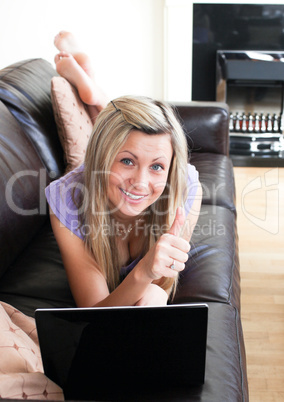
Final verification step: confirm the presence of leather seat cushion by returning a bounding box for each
[174,204,240,310]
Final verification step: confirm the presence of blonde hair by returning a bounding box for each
[82,95,188,294]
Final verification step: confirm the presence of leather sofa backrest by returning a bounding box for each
[0,59,65,278]
[175,102,230,156]
[0,59,64,177]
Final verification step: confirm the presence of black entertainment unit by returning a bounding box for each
[192,3,284,166]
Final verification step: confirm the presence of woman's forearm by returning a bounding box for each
[93,265,152,307]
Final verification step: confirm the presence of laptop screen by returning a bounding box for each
[36,304,208,400]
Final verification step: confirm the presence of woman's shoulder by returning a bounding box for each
[184,162,200,215]
[187,162,199,182]
[54,164,85,186]
[45,164,85,207]
[45,164,85,239]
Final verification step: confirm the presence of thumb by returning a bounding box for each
[168,207,185,237]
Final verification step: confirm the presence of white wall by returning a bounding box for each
[0,0,164,100]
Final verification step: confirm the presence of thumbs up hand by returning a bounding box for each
[167,206,185,237]
[136,207,191,282]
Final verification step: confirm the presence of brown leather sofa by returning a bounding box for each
[0,59,249,401]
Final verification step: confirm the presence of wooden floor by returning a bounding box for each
[234,166,284,402]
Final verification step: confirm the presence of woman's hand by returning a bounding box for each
[135,284,168,306]
[135,207,190,282]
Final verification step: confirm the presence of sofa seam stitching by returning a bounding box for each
[0,58,42,80]
[234,306,246,402]
[226,207,238,307]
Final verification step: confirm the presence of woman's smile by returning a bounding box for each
[119,187,148,202]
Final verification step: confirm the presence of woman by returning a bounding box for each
[46,32,202,308]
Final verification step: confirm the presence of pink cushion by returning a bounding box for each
[0,302,63,399]
[51,77,93,173]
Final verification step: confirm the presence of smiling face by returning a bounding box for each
[107,130,173,221]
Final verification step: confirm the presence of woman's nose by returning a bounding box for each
[129,168,150,191]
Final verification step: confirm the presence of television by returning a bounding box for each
[192,3,284,101]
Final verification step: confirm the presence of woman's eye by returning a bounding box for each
[121,158,133,166]
[151,164,164,171]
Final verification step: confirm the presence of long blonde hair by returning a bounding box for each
[82,95,188,293]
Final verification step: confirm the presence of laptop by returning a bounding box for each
[35,303,208,400]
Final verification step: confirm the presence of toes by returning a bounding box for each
[54,31,71,48]
[59,31,71,37]
[54,54,61,64]
[55,30,68,39]
[54,51,70,63]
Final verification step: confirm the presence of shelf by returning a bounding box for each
[230,154,284,167]
[230,132,282,139]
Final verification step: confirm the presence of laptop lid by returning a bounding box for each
[35,303,208,400]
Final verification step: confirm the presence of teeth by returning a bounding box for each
[121,189,144,200]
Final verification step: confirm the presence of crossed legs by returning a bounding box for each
[54,31,109,120]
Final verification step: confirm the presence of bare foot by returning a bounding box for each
[54,51,108,112]
[54,31,81,54]
[54,31,94,80]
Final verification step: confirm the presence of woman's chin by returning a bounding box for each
[109,198,148,217]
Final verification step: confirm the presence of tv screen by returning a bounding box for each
[192,3,284,101]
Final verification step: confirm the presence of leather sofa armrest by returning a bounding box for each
[173,101,230,156]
